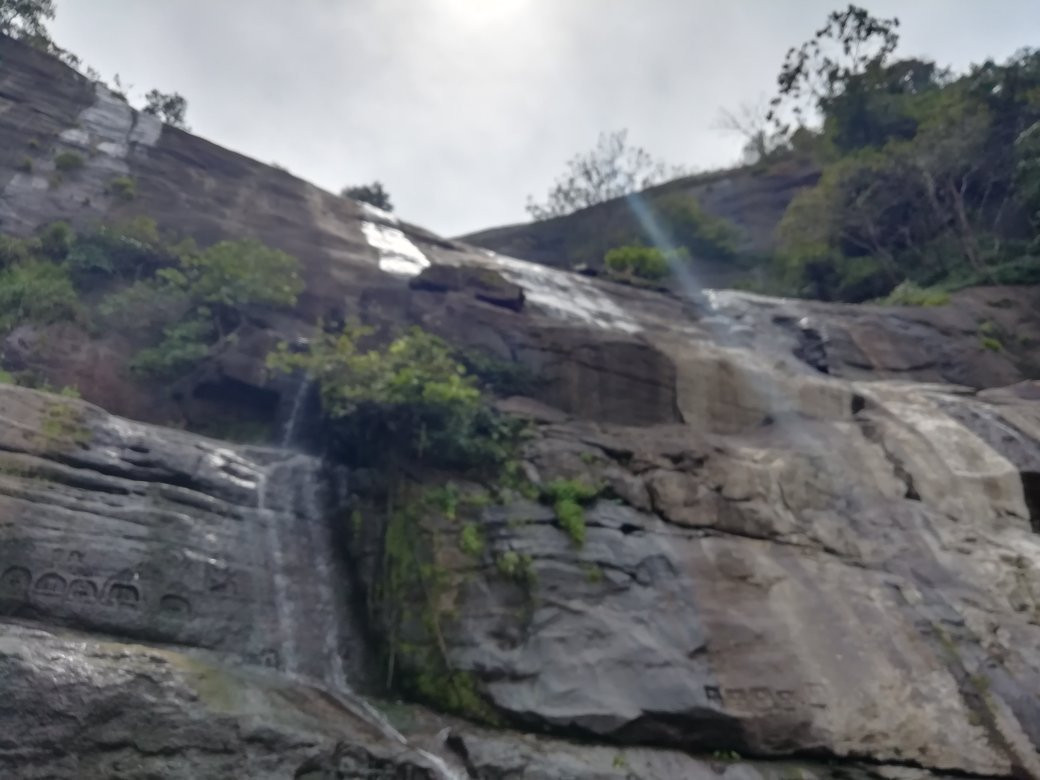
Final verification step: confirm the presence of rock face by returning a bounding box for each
[2,32,1040,780]
[0,385,365,686]
[457,163,821,286]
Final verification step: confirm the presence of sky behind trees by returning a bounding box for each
[50,1,1040,235]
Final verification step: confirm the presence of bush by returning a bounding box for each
[53,151,85,172]
[130,317,215,377]
[604,245,687,281]
[0,235,35,269]
[37,221,74,260]
[269,324,519,469]
[342,182,393,212]
[880,281,950,306]
[0,261,78,333]
[107,176,136,201]
[161,239,303,330]
[653,193,740,262]
[541,479,601,547]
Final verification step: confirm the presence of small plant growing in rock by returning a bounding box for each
[880,280,950,306]
[53,151,85,173]
[542,478,601,546]
[459,522,484,557]
[107,176,136,201]
[978,320,1004,351]
[496,550,535,583]
[604,245,688,282]
[16,156,33,173]
[582,562,604,583]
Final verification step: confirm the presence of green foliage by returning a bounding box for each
[378,489,502,724]
[269,324,520,470]
[459,523,484,557]
[541,479,600,547]
[0,235,34,268]
[0,260,78,333]
[0,370,14,384]
[653,193,740,262]
[764,15,1040,300]
[342,181,393,212]
[496,550,535,584]
[0,0,55,45]
[37,221,73,260]
[0,220,294,380]
[130,316,215,378]
[604,245,678,281]
[768,4,901,135]
[143,89,189,130]
[107,176,136,201]
[456,349,537,396]
[582,562,604,583]
[880,281,950,306]
[40,399,88,447]
[160,239,302,321]
[16,156,32,173]
[53,151,84,173]
[526,130,685,219]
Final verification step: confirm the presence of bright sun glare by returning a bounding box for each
[440,0,530,29]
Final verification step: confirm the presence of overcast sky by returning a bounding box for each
[49,1,1040,236]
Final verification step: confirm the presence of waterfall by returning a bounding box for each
[295,456,348,689]
[256,468,300,675]
[280,378,311,449]
[254,454,465,780]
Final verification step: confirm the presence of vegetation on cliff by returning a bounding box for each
[268,323,521,470]
[755,6,1040,300]
[0,219,303,383]
[519,5,1039,304]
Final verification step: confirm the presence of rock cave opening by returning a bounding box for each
[1023,471,1040,533]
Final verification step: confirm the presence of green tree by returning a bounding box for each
[343,182,394,212]
[159,238,303,336]
[768,4,901,136]
[143,89,189,130]
[269,324,516,469]
[0,0,55,45]
[0,260,77,333]
[526,130,686,220]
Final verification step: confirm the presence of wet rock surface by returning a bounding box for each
[0,385,368,686]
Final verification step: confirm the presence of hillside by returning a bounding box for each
[1,32,1040,780]
[460,160,819,289]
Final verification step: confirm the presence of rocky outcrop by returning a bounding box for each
[0,623,448,779]
[351,376,1040,778]
[0,384,368,683]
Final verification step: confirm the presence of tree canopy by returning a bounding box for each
[343,182,394,212]
[526,131,686,220]
[761,7,1040,301]
[143,90,190,130]
[0,0,55,45]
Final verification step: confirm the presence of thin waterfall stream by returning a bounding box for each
[266,382,465,780]
[280,377,312,449]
